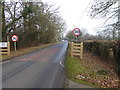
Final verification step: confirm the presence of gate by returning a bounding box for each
[71,42,83,59]
[0,42,10,55]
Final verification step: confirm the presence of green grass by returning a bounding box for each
[66,56,86,78]
[65,46,100,88]
[65,55,98,87]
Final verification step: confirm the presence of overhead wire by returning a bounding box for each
[74,0,93,27]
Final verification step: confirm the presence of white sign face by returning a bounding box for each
[0,42,7,47]
[12,35,18,42]
[73,28,81,36]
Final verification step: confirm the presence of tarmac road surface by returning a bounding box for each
[2,41,68,88]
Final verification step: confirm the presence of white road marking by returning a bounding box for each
[60,61,64,67]
[0,60,10,64]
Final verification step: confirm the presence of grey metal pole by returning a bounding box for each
[14,42,17,52]
[76,36,77,43]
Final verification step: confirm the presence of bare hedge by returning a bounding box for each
[84,41,120,77]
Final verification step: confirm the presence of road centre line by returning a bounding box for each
[60,61,64,67]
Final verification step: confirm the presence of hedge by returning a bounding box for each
[84,41,112,60]
[84,41,120,77]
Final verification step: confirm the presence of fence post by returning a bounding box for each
[7,42,10,55]
[71,42,73,57]
[80,42,83,59]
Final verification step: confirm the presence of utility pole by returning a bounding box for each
[118,1,120,40]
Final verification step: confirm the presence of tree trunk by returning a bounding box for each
[2,2,6,41]
[13,2,17,34]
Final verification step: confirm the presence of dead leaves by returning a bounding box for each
[75,74,119,88]
[76,52,120,88]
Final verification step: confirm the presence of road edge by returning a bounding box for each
[1,42,61,62]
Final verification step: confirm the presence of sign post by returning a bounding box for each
[12,35,18,52]
[76,36,77,43]
[72,28,81,43]
[14,42,17,52]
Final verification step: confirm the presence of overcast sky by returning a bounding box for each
[41,0,106,35]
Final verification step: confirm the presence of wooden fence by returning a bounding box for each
[0,42,10,55]
[71,42,83,59]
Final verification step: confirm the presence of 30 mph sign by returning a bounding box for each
[72,28,81,36]
[12,35,18,42]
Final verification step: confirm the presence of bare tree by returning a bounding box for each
[90,0,120,40]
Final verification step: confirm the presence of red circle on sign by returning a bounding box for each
[12,35,19,42]
[72,28,81,36]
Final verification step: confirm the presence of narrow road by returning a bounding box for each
[2,41,68,88]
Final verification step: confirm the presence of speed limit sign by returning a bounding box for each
[12,35,18,42]
[12,35,18,52]
[72,28,81,36]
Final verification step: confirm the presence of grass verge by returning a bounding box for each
[65,45,100,88]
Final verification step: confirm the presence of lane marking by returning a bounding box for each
[0,60,10,64]
[60,61,64,67]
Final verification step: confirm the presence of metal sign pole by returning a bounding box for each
[76,36,77,43]
[14,42,17,52]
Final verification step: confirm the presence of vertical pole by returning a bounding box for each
[14,42,17,52]
[76,36,77,43]
[80,42,83,60]
[73,34,75,42]
[7,34,9,42]
[71,42,73,57]
[7,42,10,55]
[118,1,120,40]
